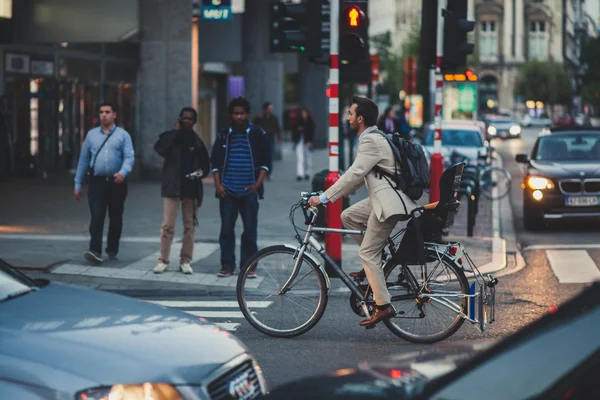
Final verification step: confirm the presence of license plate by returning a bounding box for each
[566,196,599,206]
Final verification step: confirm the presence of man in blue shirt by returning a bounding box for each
[211,97,271,278]
[74,103,135,264]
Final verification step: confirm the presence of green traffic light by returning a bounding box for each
[299,46,306,52]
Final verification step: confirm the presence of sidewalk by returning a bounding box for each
[0,142,504,294]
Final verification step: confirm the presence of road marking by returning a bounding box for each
[184,310,245,318]
[546,250,600,283]
[0,233,162,243]
[524,244,600,251]
[148,300,272,308]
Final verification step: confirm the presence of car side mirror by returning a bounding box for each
[515,154,529,163]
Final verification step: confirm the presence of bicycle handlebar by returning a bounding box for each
[299,191,323,224]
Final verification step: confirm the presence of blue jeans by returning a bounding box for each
[219,194,259,271]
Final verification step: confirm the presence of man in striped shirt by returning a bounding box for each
[211,97,271,278]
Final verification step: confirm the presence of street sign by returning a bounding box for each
[202,0,232,21]
[457,83,477,112]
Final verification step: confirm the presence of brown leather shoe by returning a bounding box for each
[359,305,396,327]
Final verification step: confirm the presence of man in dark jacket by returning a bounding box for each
[153,107,210,274]
[252,101,281,179]
[211,97,271,278]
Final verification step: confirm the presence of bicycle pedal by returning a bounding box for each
[365,324,376,330]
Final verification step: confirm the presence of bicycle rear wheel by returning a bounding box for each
[383,249,469,343]
[479,166,512,200]
[236,245,328,338]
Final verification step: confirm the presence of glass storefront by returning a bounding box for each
[3,67,136,177]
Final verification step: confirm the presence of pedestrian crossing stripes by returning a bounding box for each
[144,299,272,332]
[545,250,600,284]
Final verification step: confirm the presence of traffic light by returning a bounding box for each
[442,0,475,70]
[419,0,438,68]
[269,0,330,59]
[339,0,370,83]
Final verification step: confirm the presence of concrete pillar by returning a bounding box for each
[503,0,513,62]
[242,0,284,124]
[298,56,328,148]
[515,0,525,61]
[138,0,192,178]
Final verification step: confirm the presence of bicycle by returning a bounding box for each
[450,151,512,201]
[236,163,498,344]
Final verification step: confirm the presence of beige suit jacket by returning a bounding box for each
[324,126,419,222]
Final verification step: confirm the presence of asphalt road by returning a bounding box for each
[131,127,599,391]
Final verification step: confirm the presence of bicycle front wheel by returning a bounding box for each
[236,245,329,338]
[479,166,512,200]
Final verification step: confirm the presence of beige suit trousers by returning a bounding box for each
[159,197,196,264]
[341,198,400,305]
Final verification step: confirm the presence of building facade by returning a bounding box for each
[475,0,596,116]
[0,0,312,180]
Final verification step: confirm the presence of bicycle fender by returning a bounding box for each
[281,244,331,291]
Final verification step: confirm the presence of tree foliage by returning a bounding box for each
[372,23,421,104]
[580,37,600,106]
[515,60,573,106]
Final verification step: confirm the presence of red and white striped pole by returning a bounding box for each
[429,0,446,202]
[325,0,342,274]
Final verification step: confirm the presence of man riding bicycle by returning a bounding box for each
[308,96,419,327]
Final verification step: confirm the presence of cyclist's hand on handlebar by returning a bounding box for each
[307,195,322,207]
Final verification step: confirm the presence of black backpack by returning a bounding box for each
[371,130,430,201]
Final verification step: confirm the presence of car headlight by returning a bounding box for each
[510,125,521,135]
[77,383,183,400]
[487,126,496,135]
[527,176,554,190]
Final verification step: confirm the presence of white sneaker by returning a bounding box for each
[180,263,193,274]
[153,262,169,274]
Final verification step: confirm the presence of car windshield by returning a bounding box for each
[424,129,483,147]
[534,133,600,162]
[489,118,514,125]
[0,261,34,303]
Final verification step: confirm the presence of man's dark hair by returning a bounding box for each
[262,101,272,111]
[179,106,198,122]
[228,97,251,114]
[352,96,378,126]
[99,102,117,113]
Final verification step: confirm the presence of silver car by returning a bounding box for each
[0,259,267,400]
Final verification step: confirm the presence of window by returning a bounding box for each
[0,0,11,19]
[529,21,548,60]
[479,21,498,62]
[424,129,484,147]
[534,134,600,162]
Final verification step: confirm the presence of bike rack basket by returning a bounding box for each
[430,242,498,332]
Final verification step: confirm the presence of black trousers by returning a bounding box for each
[88,176,128,255]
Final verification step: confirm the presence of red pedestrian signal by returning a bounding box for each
[348,7,359,26]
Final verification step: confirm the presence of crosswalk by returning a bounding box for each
[524,246,600,284]
[143,299,272,332]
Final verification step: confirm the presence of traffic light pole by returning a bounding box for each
[429,0,446,203]
[325,0,343,276]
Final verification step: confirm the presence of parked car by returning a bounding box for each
[264,281,600,400]
[421,120,489,167]
[515,126,600,230]
[521,114,552,127]
[0,259,267,400]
